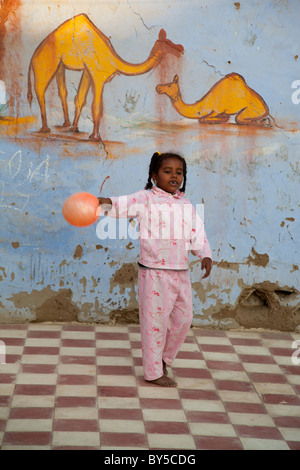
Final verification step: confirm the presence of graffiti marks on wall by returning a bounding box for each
[156,73,272,127]
[27,13,184,142]
[0,148,50,213]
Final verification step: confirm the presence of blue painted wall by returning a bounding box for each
[0,0,299,330]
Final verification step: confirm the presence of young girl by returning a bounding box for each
[98,152,212,387]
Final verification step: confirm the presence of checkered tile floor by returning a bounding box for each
[0,324,299,450]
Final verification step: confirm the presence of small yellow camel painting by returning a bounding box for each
[27,13,184,141]
[156,73,272,126]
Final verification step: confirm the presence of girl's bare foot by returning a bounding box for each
[146,375,177,387]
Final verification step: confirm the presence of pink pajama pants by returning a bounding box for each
[138,267,193,381]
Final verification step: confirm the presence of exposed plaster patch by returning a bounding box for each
[73,244,83,260]
[247,247,269,267]
[79,277,87,293]
[109,262,139,323]
[0,267,7,281]
[6,286,79,322]
[214,260,240,272]
[110,308,139,324]
[291,265,299,273]
[213,281,300,331]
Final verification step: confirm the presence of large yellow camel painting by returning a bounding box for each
[156,73,272,126]
[27,13,184,141]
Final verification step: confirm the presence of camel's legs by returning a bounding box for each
[199,111,230,124]
[70,69,91,132]
[72,69,106,141]
[235,105,269,125]
[32,57,60,133]
[89,76,105,141]
[56,62,71,127]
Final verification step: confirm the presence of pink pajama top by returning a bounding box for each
[107,186,212,270]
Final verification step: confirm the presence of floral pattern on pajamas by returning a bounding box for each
[108,186,212,270]
[138,267,193,381]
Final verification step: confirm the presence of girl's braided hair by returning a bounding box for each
[144,152,187,193]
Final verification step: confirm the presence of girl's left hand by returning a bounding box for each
[201,257,213,279]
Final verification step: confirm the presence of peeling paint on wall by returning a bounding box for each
[0,0,299,331]
[4,286,79,323]
[213,282,300,332]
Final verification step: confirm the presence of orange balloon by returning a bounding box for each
[62,192,99,227]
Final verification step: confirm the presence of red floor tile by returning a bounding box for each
[58,375,95,385]
[238,354,276,364]
[62,325,94,331]
[145,421,190,434]
[194,436,243,450]
[273,416,300,428]
[229,338,263,347]
[14,385,56,396]
[176,351,204,360]
[139,398,182,410]
[173,368,212,378]
[60,355,95,365]
[27,330,61,339]
[98,386,138,398]
[0,396,11,406]
[0,420,6,431]
[215,380,254,392]
[5,354,23,364]
[61,339,96,348]
[99,408,143,420]
[9,408,53,419]
[23,347,60,355]
[97,365,134,376]
[178,389,219,400]
[3,432,52,446]
[262,332,293,341]
[206,360,244,371]
[193,330,226,337]
[100,432,148,448]
[96,348,131,357]
[55,397,97,408]
[280,365,300,375]
[261,394,300,405]
[96,332,129,341]
[0,338,25,346]
[287,441,300,450]
[269,347,294,357]
[234,425,284,440]
[249,372,288,384]
[200,344,235,353]
[186,411,231,424]
[54,419,99,432]
[21,364,57,374]
[224,402,268,414]
[0,373,16,384]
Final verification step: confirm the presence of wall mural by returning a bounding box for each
[27,13,184,141]
[25,12,277,142]
[156,73,274,127]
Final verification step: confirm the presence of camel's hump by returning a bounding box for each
[73,13,92,23]
[66,13,96,28]
[225,72,246,82]
[49,13,109,43]
[55,13,99,32]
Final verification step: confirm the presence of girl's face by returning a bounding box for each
[152,157,184,194]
